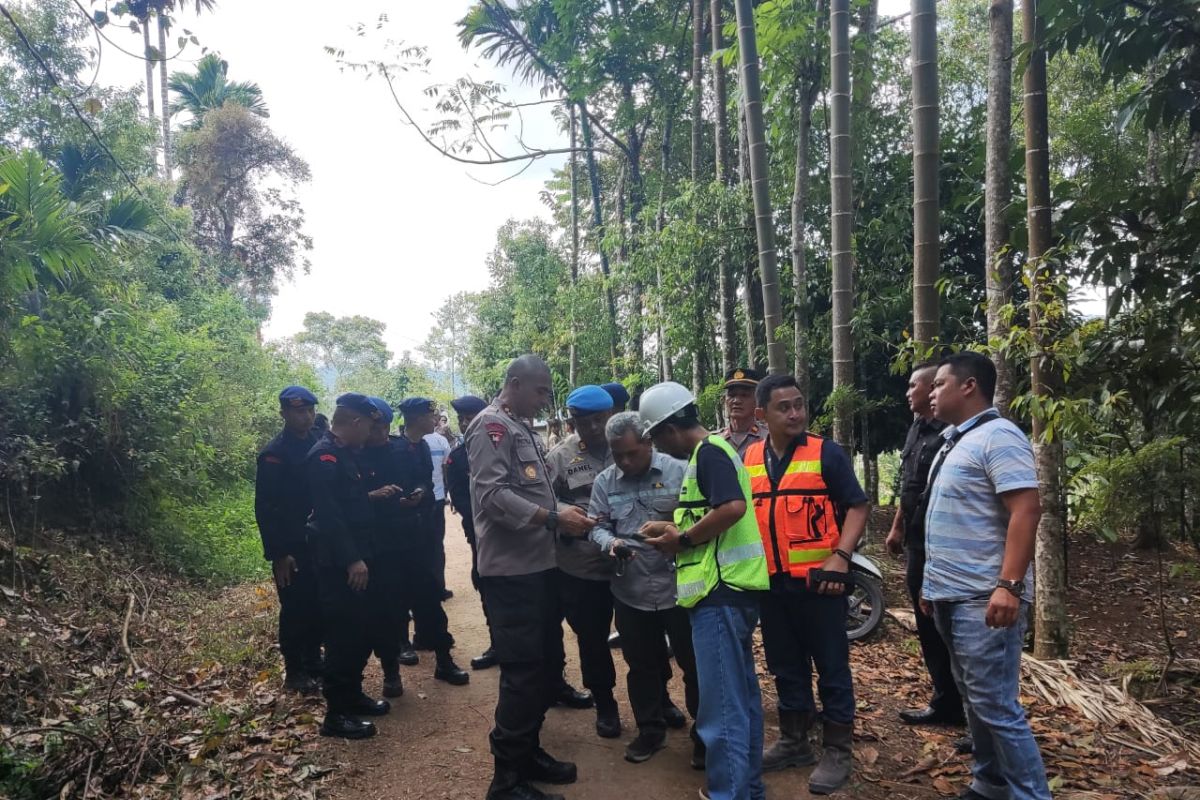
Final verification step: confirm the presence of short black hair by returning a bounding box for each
[755,373,803,409]
[911,361,938,376]
[937,351,997,403]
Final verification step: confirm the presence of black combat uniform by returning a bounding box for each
[307,430,387,737]
[899,415,964,722]
[254,427,321,686]
[447,436,496,667]
[361,434,457,676]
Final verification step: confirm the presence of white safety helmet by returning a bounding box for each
[638,381,697,435]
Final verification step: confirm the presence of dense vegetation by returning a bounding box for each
[0,1,314,583]
[336,0,1199,658]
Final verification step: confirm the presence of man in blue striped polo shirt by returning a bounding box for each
[922,351,1051,800]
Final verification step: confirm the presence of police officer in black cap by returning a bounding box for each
[307,393,391,739]
[446,394,498,671]
[394,396,470,685]
[255,385,323,694]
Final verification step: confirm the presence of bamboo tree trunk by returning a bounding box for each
[911,0,940,350]
[1022,0,1068,659]
[569,103,580,386]
[712,0,736,377]
[986,0,1015,414]
[792,90,815,397]
[734,0,786,375]
[579,106,619,371]
[656,109,676,382]
[737,99,763,367]
[141,20,160,178]
[157,13,172,179]
[691,0,707,398]
[830,0,855,444]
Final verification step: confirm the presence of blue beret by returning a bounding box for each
[279,385,318,408]
[451,395,488,416]
[566,385,613,415]
[601,382,630,408]
[399,397,436,417]
[336,392,381,419]
[367,396,394,426]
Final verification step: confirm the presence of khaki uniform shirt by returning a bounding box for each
[466,400,557,577]
[721,422,766,461]
[546,433,615,580]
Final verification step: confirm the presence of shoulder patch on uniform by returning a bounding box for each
[486,422,506,448]
[263,455,282,464]
[319,453,338,463]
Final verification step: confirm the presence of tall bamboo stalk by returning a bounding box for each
[734,0,786,374]
[911,0,940,350]
[712,0,736,377]
[986,0,1015,413]
[1022,0,1068,659]
[829,0,854,443]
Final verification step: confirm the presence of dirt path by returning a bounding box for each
[324,512,822,800]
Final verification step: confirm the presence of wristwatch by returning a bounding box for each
[545,509,559,531]
[996,578,1025,598]
[678,532,695,549]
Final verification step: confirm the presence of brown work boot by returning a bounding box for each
[763,709,817,772]
[809,719,854,794]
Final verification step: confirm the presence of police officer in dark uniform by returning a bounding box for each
[395,397,470,685]
[255,385,322,694]
[446,394,498,671]
[885,364,966,730]
[601,382,630,413]
[307,393,391,739]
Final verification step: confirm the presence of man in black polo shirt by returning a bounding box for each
[885,364,967,730]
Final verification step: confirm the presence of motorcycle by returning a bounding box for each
[846,551,885,642]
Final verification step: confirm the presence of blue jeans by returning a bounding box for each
[690,601,765,800]
[759,586,855,723]
[932,600,1051,800]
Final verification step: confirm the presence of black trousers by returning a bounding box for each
[275,547,322,674]
[430,501,447,592]
[464,517,494,643]
[552,569,616,702]
[317,564,372,713]
[613,599,699,735]
[906,546,964,717]
[384,543,454,659]
[481,569,560,783]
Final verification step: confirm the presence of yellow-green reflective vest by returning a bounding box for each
[673,435,769,608]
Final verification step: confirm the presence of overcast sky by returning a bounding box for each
[94,0,919,359]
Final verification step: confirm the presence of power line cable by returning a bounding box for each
[0,1,185,243]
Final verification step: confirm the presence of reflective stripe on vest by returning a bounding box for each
[744,435,842,580]
[672,435,769,608]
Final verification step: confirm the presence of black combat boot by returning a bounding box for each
[434,650,470,685]
[346,693,391,717]
[382,663,404,698]
[528,748,578,784]
[594,693,621,739]
[471,647,499,670]
[320,712,376,739]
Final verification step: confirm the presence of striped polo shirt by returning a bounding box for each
[923,407,1039,603]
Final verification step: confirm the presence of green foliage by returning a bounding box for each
[1072,437,1199,545]
[168,53,270,126]
[142,486,267,583]
[0,12,314,584]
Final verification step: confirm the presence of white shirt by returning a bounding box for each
[424,432,451,501]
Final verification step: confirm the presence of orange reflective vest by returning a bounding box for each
[744,435,841,580]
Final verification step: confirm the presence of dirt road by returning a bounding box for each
[324,512,822,800]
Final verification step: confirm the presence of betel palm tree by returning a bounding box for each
[168,53,269,128]
[0,150,154,299]
[153,0,217,178]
